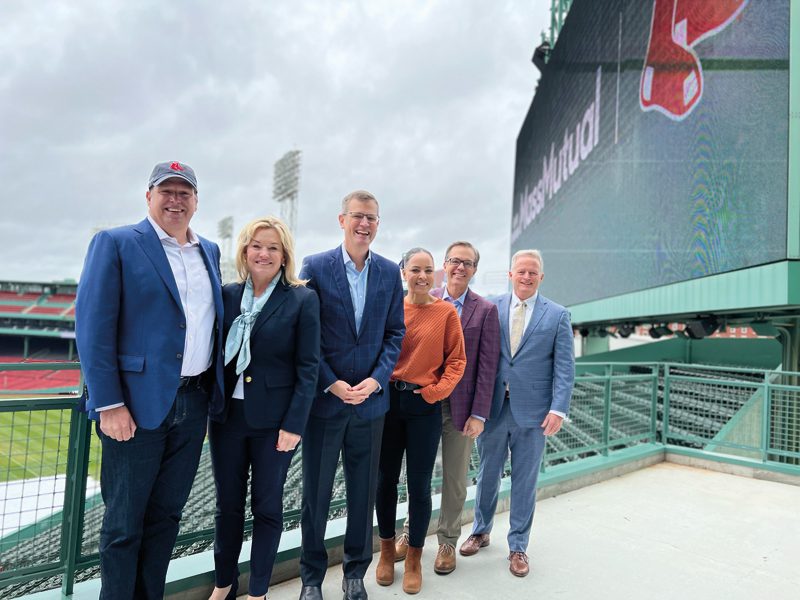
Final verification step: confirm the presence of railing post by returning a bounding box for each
[602,364,611,455]
[650,365,658,443]
[60,407,93,597]
[761,379,771,463]
[663,364,671,445]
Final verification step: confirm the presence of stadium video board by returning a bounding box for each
[511,0,789,307]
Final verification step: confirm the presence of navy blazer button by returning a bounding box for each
[245,376,252,383]
[179,323,186,329]
[176,353,183,359]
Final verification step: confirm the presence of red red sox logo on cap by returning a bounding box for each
[170,162,185,172]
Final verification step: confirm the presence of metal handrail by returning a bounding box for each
[0,360,798,598]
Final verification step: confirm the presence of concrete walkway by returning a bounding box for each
[264,463,800,600]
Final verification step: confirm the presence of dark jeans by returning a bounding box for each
[300,408,384,585]
[96,383,209,600]
[208,399,295,597]
[376,387,443,548]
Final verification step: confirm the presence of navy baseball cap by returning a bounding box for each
[148,161,198,190]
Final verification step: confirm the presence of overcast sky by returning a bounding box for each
[0,0,550,294]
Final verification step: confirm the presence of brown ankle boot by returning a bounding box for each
[376,537,396,586]
[403,546,423,594]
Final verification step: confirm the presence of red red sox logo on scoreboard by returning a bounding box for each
[640,0,748,120]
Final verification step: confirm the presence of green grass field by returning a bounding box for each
[0,408,102,483]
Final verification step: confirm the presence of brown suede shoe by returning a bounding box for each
[394,532,409,562]
[459,533,490,557]
[433,543,456,575]
[508,551,530,577]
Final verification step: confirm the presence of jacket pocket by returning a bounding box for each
[118,354,145,372]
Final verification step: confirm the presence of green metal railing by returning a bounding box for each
[1,360,799,598]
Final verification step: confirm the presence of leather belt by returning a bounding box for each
[178,371,207,389]
[392,380,421,391]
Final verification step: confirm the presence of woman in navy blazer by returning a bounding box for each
[208,217,320,600]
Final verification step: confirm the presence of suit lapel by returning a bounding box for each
[199,237,224,326]
[517,294,548,353]
[497,294,511,355]
[251,282,290,338]
[133,219,183,312]
[359,256,382,338]
[460,289,478,328]
[331,249,358,337]
[227,283,246,326]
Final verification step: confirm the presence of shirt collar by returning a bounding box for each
[512,291,537,308]
[147,215,199,245]
[341,244,372,268]
[443,287,468,305]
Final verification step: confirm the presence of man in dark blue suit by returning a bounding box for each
[298,190,405,600]
[75,161,224,600]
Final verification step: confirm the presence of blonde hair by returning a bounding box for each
[235,216,307,286]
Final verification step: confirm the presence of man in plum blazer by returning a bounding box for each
[459,249,574,578]
[297,190,405,600]
[395,241,500,575]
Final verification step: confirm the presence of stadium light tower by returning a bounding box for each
[217,216,236,284]
[273,150,302,235]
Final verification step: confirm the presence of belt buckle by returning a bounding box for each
[394,380,407,391]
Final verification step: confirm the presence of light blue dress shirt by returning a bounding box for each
[442,288,468,317]
[341,244,371,333]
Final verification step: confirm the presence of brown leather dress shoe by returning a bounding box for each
[459,533,490,556]
[394,532,409,562]
[508,551,530,577]
[433,543,456,574]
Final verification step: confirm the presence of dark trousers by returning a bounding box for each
[375,388,443,548]
[299,408,384,585]
[96,383,208,600]
[208,399,295,596]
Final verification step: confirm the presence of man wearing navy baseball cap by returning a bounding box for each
[76,161,225,599]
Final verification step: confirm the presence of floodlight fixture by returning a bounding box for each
[532,40,551,72]
[648,324,673,339]
[685,317,719,339]
[617,324,635,338]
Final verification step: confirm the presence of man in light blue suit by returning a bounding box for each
[75,161,224,599]
[459,249,574,578]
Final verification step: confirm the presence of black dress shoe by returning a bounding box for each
[342,578,368,600]
[225,580,239,600]
[300,585,324,600]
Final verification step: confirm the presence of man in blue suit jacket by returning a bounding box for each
[298,190,405,600]
[75,161,224,600]
[459,249,574,578]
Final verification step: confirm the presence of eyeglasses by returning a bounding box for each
[156,189,194,201]
[445,258,476,269]
[344,211,380,224]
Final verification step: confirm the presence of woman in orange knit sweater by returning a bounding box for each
[375,247,466,594]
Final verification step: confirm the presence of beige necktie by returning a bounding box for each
[509,301,527,355]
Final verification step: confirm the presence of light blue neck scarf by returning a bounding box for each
[224,275,278,375]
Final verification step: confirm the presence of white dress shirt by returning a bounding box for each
[147,216,215,377]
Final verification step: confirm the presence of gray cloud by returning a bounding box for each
[0,0,549,293]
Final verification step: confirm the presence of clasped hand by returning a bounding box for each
[329,377,379,405]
